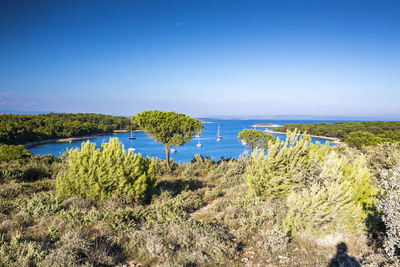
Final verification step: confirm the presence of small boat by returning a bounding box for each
[129,126,136,140]
[170,147,177,153]
[128,147,136,152]
[241,125,246,145]
[196,136,202,147]
[216,125,222,141]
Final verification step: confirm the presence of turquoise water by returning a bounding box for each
[29,120,342,163]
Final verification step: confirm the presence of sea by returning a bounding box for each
[29,119,346,163]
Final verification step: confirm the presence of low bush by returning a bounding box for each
[127,217,238,265]
[0,180,54,199]
[146,190,204,225]
[21,192,61,219]
[178,154,218,178]
[379,164,400,264]
[0,155,62,183]
[41,231,123,266]
[253,225,289,254]
[56,138,156,202]
[0,144,32,162]
[0,234,48,266]
[362,142,400,178]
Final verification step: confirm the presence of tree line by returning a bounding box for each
[0,113,132,145]
[275,121,400,147]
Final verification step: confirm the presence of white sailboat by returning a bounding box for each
[129,126,136,140]
[241,125,247,145]
[216,125,222,141]
[196,136,202,147]
[170,147,177,153]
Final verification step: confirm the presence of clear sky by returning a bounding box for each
[1,0,399,119]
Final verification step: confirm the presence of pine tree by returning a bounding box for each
[56,138,156,202]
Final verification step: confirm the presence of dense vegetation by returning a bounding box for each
[275,121,400,147]
[56,138,156,202]
[0,113,131,145]
[1,132,400,265]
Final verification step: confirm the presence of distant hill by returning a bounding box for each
[0,110,57,115]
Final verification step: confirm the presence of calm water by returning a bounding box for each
[29,120,343,163]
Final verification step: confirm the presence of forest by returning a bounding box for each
[0,113,132,145]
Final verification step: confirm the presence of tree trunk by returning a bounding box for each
[165,145,170,169]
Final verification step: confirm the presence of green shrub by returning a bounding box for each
[154,157,178,176]
[244,130,378,237]
[283,151,378,237]
[283,181,363,236]
[0,144,32,162]
[0,234,48,266]
[245,131,311,200]
[179,154,217,178]
[253,225,289,254]
[0,197,19,214]
[59,206,101,228]
[56,138,156,202]
[147,191,204,225]
[21,192,61,219]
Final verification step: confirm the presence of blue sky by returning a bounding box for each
[1,0,399,119]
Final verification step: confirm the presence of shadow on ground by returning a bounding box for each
[328,242,360,267]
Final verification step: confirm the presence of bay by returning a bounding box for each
[29,119,345,163]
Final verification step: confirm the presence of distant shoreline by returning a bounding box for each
[251,123,282,128]
[24,130,142,148]
[264,129,346,146]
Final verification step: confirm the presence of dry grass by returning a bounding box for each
[0,150,397,266]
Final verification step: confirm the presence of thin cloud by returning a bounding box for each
[24,101,37,108]
[0,91,11,106]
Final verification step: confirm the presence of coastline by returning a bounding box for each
[251,123,282,128]
[264,129,346,147]
[24,129,142,148]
